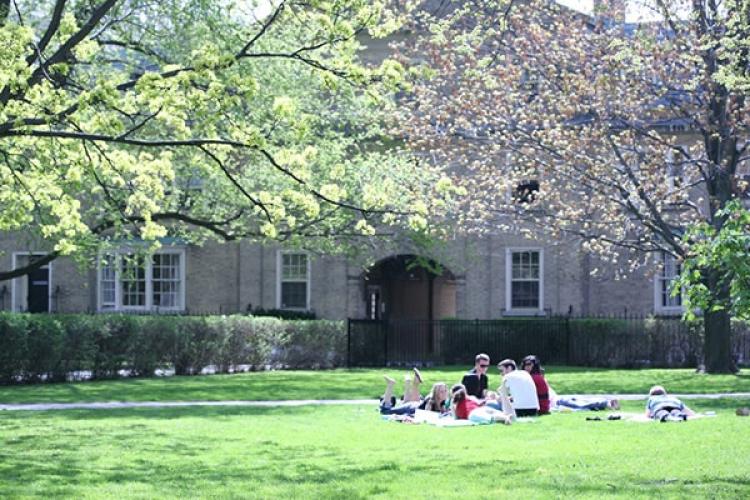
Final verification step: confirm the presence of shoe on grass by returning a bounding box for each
[412,367,423,384]
[736,407,750,417]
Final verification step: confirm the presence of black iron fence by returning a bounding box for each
[347,316,750,368]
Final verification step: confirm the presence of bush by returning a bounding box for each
[57,314,99,379]
[0,313,347,384]
[250,308,316,320]
[25,315,66,382]
[0,313,29,383]
[280,320,346,369]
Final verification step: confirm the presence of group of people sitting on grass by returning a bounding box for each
[379,353,693,424]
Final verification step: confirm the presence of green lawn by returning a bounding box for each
[0,366,748,404]
[1,401,749,498]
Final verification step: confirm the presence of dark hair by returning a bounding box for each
[522,355,542,374]
[497,359,516,371]
[451,383,467,405]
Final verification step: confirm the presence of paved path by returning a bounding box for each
[1,393,749,411]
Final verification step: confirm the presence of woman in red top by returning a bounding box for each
[522,355,550,414]
[450,384,514,424]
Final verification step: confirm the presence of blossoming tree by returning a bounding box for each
[396,0,750,372]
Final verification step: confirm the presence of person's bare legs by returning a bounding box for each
[382,375,396,406]
[403,374,422,402]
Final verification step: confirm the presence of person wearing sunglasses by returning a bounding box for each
[461,353,490,399]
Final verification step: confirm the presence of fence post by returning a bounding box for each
[565,315,572,365]
[383,320,388,367]
[346,318,352,368]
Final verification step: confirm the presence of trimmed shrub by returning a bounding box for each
[0,313,29,383]
[25,315,66,382]
[130,315,175,377]
[280,320,346,369]
[250,308,316,320]
[57,314,99,379]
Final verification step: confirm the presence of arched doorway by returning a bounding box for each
[362,254,457,321]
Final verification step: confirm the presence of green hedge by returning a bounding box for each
[0,313,345,384]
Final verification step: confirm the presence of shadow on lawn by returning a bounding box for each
[3,404,750,497]
[530,475,750,498]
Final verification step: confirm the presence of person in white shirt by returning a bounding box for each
[494,359,540,417]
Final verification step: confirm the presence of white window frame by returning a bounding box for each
[10,252,53,313]
[276,251,311,310]
[505,248,544,315]
[97,248,186,312]
[654,251,684,315]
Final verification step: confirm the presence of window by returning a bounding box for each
[152,253,181,307]
[514,179,540,203]
[277,252,309,310]
[97,250,185,312]
[655,252,683,313]
[121,254,147,307]
[505,249,544,313]
[666,149,684,193]
[99,257,116,309]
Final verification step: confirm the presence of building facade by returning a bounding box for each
[0,231,681,320]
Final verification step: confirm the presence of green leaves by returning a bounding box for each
[0,0,449,272]
[679,201,750,321]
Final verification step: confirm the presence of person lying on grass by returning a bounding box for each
[519,355,620,414]
[380,368,450,417]
[645,385,695,422]
[550,394,620,412]
[451,383,515,425]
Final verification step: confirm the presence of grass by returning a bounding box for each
[0,366,748,404]
[1,369,749,498]
[1,400,749,499]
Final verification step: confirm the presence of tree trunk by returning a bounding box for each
[0,0,9,25]
[703,308,735,373]
[703,270,737,373]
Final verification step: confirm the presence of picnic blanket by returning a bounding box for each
[622,412,716,423]
[381,410,477,426]
[383,410,540,427]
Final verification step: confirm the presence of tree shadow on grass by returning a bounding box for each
[530,475,750,498]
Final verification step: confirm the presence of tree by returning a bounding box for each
[0,0,454,280]
[678,200,750,322]
[395,0,750,372]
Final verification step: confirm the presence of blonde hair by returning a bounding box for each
[426,382,448,411]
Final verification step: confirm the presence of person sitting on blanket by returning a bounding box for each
[645,385,695,422]
[521,355,551,415]
[379,368,450,417]
[450,383,515,425]
[461,353,490,399]
[488,359,540,417]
